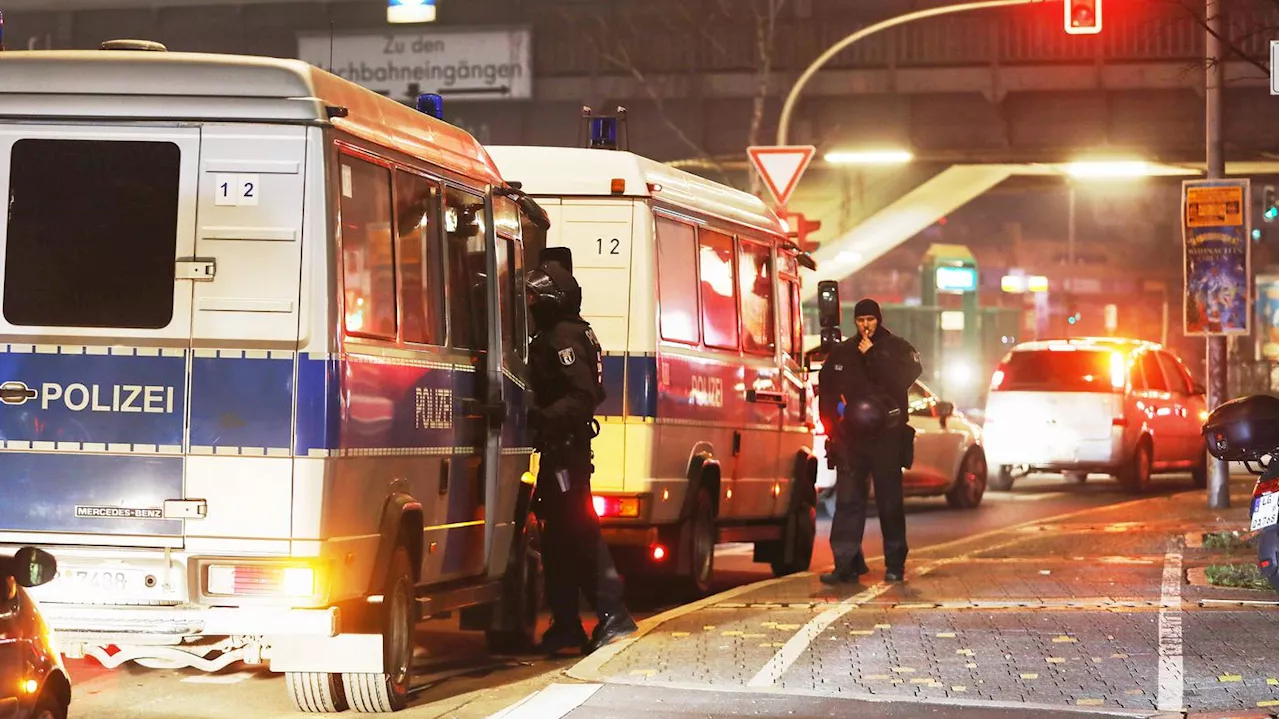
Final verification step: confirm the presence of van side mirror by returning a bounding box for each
[10,547,57,588]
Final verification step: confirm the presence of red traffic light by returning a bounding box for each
[781,211,822,253]
[1064,0,1101,34]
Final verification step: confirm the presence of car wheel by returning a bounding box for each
[1065,471,1089,484]
[987,464,1014,492]
[1119,440,1153,494]
[946,449,987,509]
[486,510,543,654]
[1191,450,1208,489]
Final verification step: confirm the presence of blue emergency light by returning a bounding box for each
[589,117,619,150]
[416,93,443,119]
[0,10,6,52]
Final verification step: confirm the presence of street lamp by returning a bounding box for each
[824,149,914,165]
[1061,160,1197,179]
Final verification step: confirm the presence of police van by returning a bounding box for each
[488,139,819,597]
[0,45,544,713]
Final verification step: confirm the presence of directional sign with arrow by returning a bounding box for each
[747,145,816,207]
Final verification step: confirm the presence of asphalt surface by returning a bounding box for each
[63,472,1223,719]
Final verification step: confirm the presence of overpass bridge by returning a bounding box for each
[3,0,1274,292]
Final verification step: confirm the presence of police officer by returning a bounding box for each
[525,260,637,655]
[818,298,922,584]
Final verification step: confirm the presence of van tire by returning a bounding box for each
[678,488,716,598]
[771,502,817,577]
[1118,440,1153,494]
[343,547,415,713]
[287,672,348,713]
[1191,451,1208,489]
[987,464,1014,491]
[485,511,543,654]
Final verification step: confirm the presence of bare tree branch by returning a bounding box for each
[1162,0,1273,75]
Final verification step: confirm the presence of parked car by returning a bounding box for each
[814,379,988,516]
[982,337,1207,492]
[1,547,70,719]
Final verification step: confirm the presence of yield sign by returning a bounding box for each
[747,145,816,206]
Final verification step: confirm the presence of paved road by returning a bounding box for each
[64,473,1207,719]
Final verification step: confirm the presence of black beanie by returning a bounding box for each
[853,298,882,321]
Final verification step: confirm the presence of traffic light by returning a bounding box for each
[1066,297,1081,326]
[1064,0,1102,35]
[1263,185,1277,224]
[782,211,823,253]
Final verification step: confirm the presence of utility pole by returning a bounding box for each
[1205,0,1230,508]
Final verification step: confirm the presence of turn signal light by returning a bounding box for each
[592,495,641,518]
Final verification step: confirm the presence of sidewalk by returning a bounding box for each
[569,481,1279,717]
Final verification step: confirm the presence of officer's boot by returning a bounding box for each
[538,621,590,655]
[584,610,637,654]
[820,554,871,585]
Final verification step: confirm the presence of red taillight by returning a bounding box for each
[1255,477,1279,500]
[1112,417,1127,426]
[990,368,1006,391]
[650,545,667,561]
[592,495,641,518]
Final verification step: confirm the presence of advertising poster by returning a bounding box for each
[1257,274,1279,361]
[1182,179,1251,336]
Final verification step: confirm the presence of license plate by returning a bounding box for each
[1251,492,1279,531]
[40,567,152,601]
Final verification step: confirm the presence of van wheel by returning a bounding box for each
[486,511,543,654]
[1119,440,1153,494]
[678,488,716,598]
[287,672,348,713]
[987,464,1014,491]
[946,449,987,509]
[343,547,415,713]
[771,500,817,577]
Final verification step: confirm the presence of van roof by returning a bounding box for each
[0,49,503,186]
[1012,337,1161,353]
[486,145,788,238]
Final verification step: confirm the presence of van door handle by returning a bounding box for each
[439,458,451,496]
[461,398,507,427]
[746,389,786,407]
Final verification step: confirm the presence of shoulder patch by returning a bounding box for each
[558,347,576,366]
[911,351,921,364]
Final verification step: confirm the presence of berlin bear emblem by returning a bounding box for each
[558,347,576,366]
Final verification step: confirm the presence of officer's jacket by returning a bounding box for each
[862,326,923,417]
[528,315,606,438]
[817,340,875,441]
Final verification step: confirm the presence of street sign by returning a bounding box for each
[1272,41,1279,95]
[1182,179,1251,337]
[298,28,532,101]
[747,145,815,206]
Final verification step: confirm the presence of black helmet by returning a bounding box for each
[525,261,582,331]
[1202,394,1278,462]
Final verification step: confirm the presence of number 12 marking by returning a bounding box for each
[597,238,621,255]
[215,173,261,206]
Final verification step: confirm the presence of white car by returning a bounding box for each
[814,380,988,515]
[982,338,1208,492]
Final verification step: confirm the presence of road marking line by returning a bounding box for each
[487,683,602,719]
[1155,541,1184,713]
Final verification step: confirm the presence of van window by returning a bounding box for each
[788,281,803,357]
[394,170,445,345]
[497,237,524,359]
[738,240,775,354]
[1141,351,1169,392]
[998,349,1118,392]
[445,186,488,351]
[4,139,181,329]
[779,279,795,360]
[341,156,396,339]
[655,217,699,344]
[698,229,738,350]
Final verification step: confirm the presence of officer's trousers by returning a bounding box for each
[536,459,627,627]
[829,438,909,573]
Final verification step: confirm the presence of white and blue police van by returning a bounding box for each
[0,43,544,713]
[488,131,819,598]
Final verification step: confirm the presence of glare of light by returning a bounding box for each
[699,246,735,297]
[1062,160,1194,179]
[990,369,1005,390]
[824,149,914,165]
[1001,275,1027,293]
[650,545,667,561]
[944,361,974,388]
[21,679,37,694]
[1027,276,1049,293]
[836,250,863,264]
[661,488,670,501]
[1110,352,1126,390]
[592,496,606,516]
[282,567,316,596]
[779,217,791,233]
[387,0,436,24]
[1198,409,1209,422]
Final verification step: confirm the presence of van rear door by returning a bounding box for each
[0,124,200,548]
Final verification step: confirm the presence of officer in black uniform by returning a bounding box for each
[818,298,922,584]
[525,259,637,655]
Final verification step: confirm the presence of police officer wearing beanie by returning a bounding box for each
[818,298,922,584]
[525,259,637,655]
